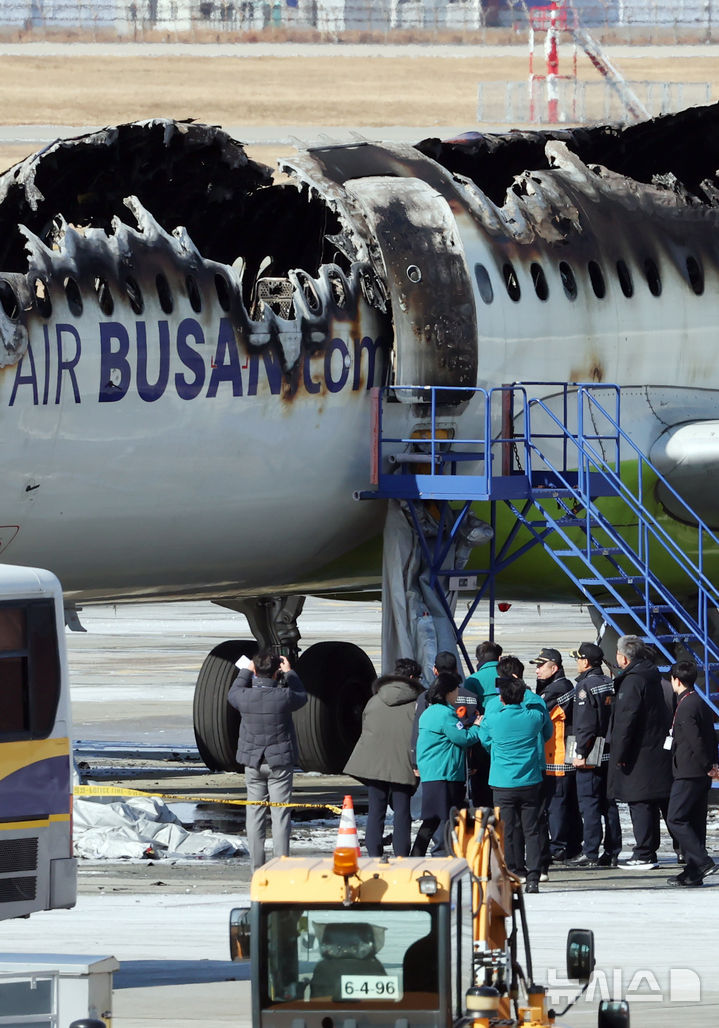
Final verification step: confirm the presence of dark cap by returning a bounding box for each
[570,642,604,665]
[529,647,562,666]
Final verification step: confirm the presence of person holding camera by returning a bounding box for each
[228,650,307,872]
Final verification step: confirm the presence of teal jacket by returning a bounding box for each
[464,660,500,713]
[416,702,483,783]
[479,701,553,788]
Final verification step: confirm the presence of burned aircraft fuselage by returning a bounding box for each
[2,109,719,601]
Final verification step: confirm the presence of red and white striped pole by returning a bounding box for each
[545,2,560,123]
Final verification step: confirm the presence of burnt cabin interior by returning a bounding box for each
[0,120,347,322]
[1,105,719,327]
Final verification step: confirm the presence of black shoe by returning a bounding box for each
[549,851,567,865]
[525,881,539,894]
[567,854,599,868]
[667,873,701,888]
[597,853,619,868]
[698,860,719,880]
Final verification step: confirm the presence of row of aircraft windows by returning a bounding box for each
[0,271,234,322]
[474,254,705,305]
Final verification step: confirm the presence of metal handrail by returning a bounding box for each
[530,389,719,605]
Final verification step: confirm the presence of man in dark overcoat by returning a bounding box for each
[666,659,719,887]
[608,635,672,869]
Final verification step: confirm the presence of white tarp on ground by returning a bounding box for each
[73,795,247,860]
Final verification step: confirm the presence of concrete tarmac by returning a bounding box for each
[6,597,716,1027]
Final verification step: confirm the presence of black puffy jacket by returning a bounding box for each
[228,668,307,769]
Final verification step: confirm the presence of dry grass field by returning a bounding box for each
[0,48,716,171]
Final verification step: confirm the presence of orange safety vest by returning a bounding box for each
[545,704,567,777]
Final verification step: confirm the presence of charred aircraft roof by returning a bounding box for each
[417,102,719,209]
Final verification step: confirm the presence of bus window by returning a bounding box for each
[0,600,61,738]
[0,566,76,919]
[0,606,29,734]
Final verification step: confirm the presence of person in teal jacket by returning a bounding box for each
[463,641,503,808]
[479,676,553,893]
[464,640,503,712]
[410,672,482,856]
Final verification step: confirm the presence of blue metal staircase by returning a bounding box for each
[357,383,719,722]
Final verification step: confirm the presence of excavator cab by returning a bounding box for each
[232,855,473,1025]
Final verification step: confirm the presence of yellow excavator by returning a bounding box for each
[230,805,629,1028]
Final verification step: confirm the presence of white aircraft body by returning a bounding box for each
[0,109,718,770]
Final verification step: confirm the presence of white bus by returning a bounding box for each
[0,565,76,919]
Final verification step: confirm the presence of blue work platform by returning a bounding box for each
[357,383,719,722]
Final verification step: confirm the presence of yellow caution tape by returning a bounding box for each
[74,783,342,815]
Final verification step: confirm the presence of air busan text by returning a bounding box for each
[6,318,384,405]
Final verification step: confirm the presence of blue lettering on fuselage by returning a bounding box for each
[6,318,384,406]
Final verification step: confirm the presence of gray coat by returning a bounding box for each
[343,675,424,786]
[228,668,307,769]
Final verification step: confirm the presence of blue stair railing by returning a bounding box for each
[521,388,719,716]
[358,383,719,720]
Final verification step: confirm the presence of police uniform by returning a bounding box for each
[531,647,582,865]
[571,644,621,865]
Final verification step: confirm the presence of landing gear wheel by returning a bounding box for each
[193,639,257,771]
[294,641,375,773]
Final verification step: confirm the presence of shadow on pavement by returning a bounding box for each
[115,959,250,988]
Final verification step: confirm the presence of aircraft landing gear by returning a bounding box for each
[192,596,376,773]
[294,640,375,773]
[193,639,256,771]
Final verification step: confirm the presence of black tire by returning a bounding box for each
[294,641,375,773]
[193,639,257,771]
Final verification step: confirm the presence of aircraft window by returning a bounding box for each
[186,275,203,313]
[328,271,347,309]
[0,280,19,321]
[32,277,52,318]
[616,260,633,298]
[502,262,521,302]
[644,258,662,297]
[63,276,83,317]
[156,273,173,315]
[686,255,704,295]
[588,261,606,299]
[294,269,321,314]
[94,276,114,316]
[530,262,549,301]
[559,261,577,300]
[215,273,231,312]
[124,276,144,315]
[474,264,493,304]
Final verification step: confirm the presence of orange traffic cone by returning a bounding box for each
[336,794,361,858]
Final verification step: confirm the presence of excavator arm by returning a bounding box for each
[449,805,584,1027]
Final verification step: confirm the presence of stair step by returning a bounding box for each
[531,488,576,498]
[620,603,675,614]
[553,547,623,558]
[598,575,643,585]
[576,582,645,592]
[602,606,651,616]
